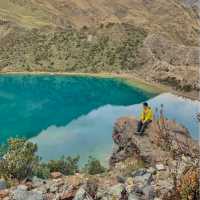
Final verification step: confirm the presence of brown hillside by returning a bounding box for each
[0,0,199,96]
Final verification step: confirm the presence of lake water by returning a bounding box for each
[0,75,199,165]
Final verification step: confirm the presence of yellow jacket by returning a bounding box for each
[140,107,153,122]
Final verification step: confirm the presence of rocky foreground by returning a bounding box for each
[0,116,199,200]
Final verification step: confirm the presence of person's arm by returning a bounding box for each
[140,111,144,122]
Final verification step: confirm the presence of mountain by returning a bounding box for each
[181,0,200,7]
[0,0,199,96]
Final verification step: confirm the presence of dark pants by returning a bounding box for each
[137,120,152,135]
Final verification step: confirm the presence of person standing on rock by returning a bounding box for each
[136,102,153,135]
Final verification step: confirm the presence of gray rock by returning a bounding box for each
[147,167,156,175]
[10,188,43,200]
[0,179,7,190]
[73,187,93,200]
[132,186,144,196]
[132,169,146,177]
[16,185,28,191]
[133,171,152,186]
[142,185,155,200]
[109,183,125,197]
[117,175,126,183]
[49,184,58,193]
[155,164,165,171]
[128,193,140,200]
[96,184,126,200]
[96,188,106,199]
[32,176,46,187]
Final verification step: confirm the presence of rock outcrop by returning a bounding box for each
[109,116,199,199]
[0,116,199,200]
[110,116,199,167]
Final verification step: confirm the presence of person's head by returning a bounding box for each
[143,102,149,110]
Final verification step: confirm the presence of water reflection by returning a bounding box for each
[0,75,153,142]
[30,93,199,165]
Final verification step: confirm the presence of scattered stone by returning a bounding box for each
[49,184,58,193]
[3,197,10,200]
[83,179,98,199]
[128,192,140,200]
[73,187,93,200]
[17,185,28,191]
[132,169,146,177]
[142,185,155,200]
[132,171,152,186]
[0,189,9,198]
[155,164,165,171]
[51,172,63,179]
[116,175,126,183]
[32,177,46,186]
[125,177,134,192]
[0,179,7,190]
[61,190,76,200]
[147,167,156,175]
[109,184,125,198]
[10,188,43,200]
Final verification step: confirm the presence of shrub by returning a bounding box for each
[47,156,80,175]
[84,156,106,175]
[178,167,199,200]
[0,138,38,180]
[121,158,145,177]
[0,143,8,157]
[33,163,51,179]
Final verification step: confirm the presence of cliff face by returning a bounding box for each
[0,116,199,200]
[0,0,199,96]
[109,116,199,199]
[110,116,199,167]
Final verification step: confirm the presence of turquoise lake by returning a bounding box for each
[0,75,199,165]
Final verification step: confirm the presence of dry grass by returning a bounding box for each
[0,0,199,45]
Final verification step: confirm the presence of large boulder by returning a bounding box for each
[10,186,43,200]
[110,116,199,167]
[0,179,7,190]
[73,187,93,200]
[96,183,129,200]
[110,117,141,166]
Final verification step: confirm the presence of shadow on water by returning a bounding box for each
[0,75,154,143]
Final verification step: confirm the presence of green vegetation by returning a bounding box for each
[0,23,146,72]
[47,156,80,175]
[0,138,38,180]
[33,163,51,179]
[34,156,80,179]
[0,138,106,181]
[0,143,7,157]
[84,156,106,175]
[121,158,145,177]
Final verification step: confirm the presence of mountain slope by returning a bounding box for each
[0,0,199,44]
[0,0,199,96]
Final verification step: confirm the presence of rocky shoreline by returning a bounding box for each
[0,114,199,200]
